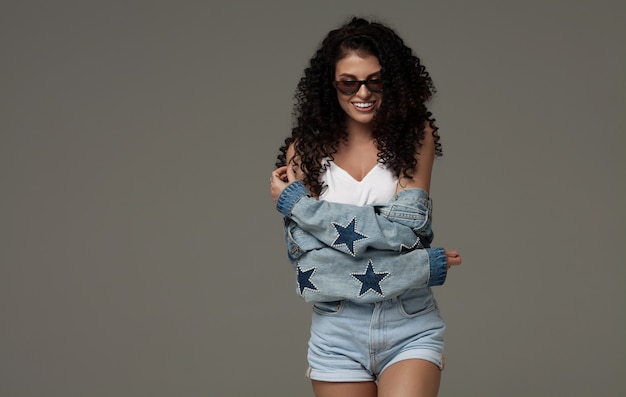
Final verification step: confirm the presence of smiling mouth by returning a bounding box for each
[352,102,375,111]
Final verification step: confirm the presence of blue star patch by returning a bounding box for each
[351,260,389,297]
[297,264,318,295]
[331,217,368,256]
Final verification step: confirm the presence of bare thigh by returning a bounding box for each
[377,359,441,397]
[312,380,377,397]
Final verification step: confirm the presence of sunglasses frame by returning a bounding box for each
[333,79,384,95]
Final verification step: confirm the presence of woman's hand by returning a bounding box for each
[445,249,462,269]
[270,164,298,203]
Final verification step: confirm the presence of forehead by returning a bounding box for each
[334,52,381,78]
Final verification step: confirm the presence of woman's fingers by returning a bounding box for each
[273,166,288,181]
[270,167,290,203]
[445,249,462,267]
[286,162,297,182]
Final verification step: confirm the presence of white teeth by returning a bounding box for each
[353,102,373,108]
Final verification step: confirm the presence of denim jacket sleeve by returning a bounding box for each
[276,181,447,302]
[276,181,432,257]
[291,245,447,303]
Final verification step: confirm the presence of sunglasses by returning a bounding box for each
[333,78,384,95]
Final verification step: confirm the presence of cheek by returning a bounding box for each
[337,97,351,113]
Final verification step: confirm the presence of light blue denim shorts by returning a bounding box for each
[306,287,445,382]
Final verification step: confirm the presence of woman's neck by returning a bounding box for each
[345,119,374,143]
[336,120,377,157]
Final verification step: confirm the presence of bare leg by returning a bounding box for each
[377,359,441,397]
[312,380,377,397]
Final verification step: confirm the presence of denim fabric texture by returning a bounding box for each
[276,181,449,380]
[307,294,445,381]
[276,181,448,303]
[282,183,433,256]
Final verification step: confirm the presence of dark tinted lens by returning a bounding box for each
[336,81,359,93]
[366,79,383,92]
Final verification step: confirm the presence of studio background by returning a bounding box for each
[1,1,624,396]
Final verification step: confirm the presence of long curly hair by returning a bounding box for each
[275,16,442,197]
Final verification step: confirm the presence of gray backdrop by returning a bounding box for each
[1,1,624,396]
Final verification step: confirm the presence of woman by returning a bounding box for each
[270,17,461,397]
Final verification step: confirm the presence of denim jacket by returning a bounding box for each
[276,181,448,303]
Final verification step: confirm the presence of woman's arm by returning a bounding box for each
[292,244,448,303]
[271,128,439,257]
[271,144,427,255]
[276,181,425,256]
[396,123,437,194]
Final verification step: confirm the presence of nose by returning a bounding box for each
[356,82,372,98]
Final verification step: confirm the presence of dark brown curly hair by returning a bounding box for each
[275,16,442,197]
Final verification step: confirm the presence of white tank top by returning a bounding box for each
[319,160,398,206]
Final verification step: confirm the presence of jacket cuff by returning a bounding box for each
[426,247,448,286]
[276,181,309,217]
